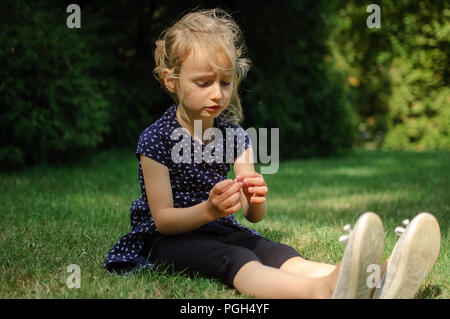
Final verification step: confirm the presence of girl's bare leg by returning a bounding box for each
[232,260,341,299]
[277,256,390,298]
[370,257,389,298]
[280,257,390,296]
[279,256,337,278]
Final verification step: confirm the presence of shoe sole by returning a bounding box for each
[373,212,441,299]
[332,212,384,299]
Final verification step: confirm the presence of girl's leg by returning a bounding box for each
[279,256,337,278]
[280,256,390,278]
[370,257,389,298]
[232,260,340,299]
[280,256,390,298]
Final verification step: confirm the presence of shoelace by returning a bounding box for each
[338,224,352,243]
[338,218,409,243]
[394,219,410,236]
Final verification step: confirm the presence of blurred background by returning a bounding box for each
[1,0,449,169]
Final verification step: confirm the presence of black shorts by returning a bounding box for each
[146,224,302,288]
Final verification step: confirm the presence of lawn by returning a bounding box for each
[0,148,448,298]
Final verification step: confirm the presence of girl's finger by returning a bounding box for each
[243,177,265,186]
[236,172,261,181]
[250,195,266,204]
[247,186,268,195]
[214,179,234,194]
[222,191,241,208]
[221,181,243,197]
[225,200,241,215]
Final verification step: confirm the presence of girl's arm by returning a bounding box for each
[141,155,242,235]
[141,155,213,235]
[233,146,268,223]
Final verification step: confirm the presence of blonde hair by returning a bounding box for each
[153,8,251,125]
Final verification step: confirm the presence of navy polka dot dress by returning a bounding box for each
[104,104,261,274]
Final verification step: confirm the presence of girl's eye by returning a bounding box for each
[195,81,232,87]
[196,81,211,87]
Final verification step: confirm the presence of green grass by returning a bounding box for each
[0,149,448,298]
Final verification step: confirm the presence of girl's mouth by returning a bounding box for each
[205,105,221,112]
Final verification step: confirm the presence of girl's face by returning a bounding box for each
[166,48,233,120]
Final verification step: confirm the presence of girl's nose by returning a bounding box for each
[210,82,223,101]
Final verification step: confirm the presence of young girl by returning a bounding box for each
[104,8,441,299]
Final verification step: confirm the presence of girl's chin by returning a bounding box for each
[202,108,223,117]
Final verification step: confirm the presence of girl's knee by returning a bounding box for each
[232,260,264,290]
[279,256,308,271]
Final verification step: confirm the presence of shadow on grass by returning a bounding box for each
[417,284,443,299]
[267,149,449,230]
[1,148,448,298]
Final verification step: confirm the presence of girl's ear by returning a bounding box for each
[162,68,176,93]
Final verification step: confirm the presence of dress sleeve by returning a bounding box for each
[135,127,171,167]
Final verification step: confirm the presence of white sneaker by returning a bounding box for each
[332,212,384,299]
[372,212,441,299]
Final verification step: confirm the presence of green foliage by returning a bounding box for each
[0,1,111,168]
[3,1,448,169]
[94,0,357,159]
[1,0,358,168]
[329,0,449,151]
[231,0,355,158]
[384,58,450,150]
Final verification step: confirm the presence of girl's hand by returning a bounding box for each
[235,172,268,206]
[206,179,243,219]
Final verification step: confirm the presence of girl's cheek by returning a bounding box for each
[224,91,232,103]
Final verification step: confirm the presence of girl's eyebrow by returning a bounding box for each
[191,72,215,78]
[191,71,233,80]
